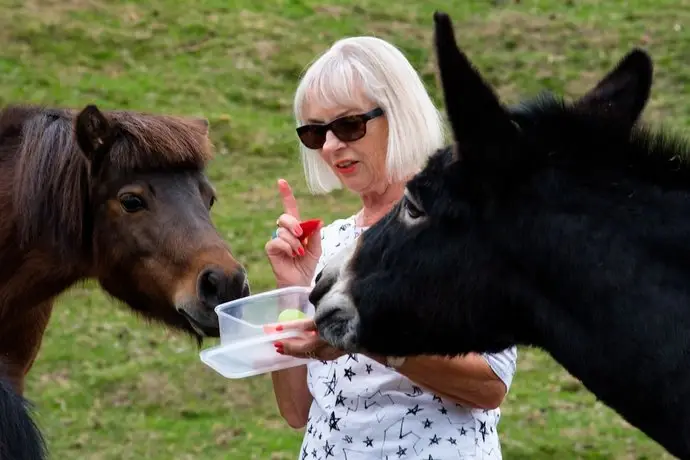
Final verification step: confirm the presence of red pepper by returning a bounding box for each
[298,219,322,244]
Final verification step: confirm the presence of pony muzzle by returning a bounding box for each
[196,266,250,308]
[176,302,221,338]
[173,265,250,338]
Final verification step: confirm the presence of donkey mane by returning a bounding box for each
[510,92,690,188]
[1,104,213,260]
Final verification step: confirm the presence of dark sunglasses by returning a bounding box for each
[296,107,384,150]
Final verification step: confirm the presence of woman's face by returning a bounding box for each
[302,88,390,195]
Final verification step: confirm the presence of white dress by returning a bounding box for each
[298,215,517,460]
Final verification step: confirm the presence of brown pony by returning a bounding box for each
[0,103,249,397]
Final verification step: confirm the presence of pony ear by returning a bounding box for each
[433,11,520,167]
[573,48,653,126]
[187,117,209,136]
[75,105,116,167]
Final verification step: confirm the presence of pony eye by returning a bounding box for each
[119,193,146,213]
[209,196,217,209]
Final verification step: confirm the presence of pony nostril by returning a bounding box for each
[229,270,249,299]
[198,269,222,307]
[197,267,249,308]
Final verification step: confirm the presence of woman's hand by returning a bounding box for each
[265,179,322,288]
[272,319,346,362]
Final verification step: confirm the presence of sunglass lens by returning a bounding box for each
[333,118,366,142]
[297,126,326,149]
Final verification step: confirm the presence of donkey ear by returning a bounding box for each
[573,48,653,126]
[75,104,116,165]
[433,12,519,166]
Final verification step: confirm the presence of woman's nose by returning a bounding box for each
[321,130,344,153]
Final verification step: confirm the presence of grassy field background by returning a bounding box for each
[2,0,688,458]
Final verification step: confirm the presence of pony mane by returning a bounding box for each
[511,93,690,188]
[96,109,214,172]
[3,104,214,261]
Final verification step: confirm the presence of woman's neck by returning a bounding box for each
[357,181,406,227]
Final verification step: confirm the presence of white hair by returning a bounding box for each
[294,36,447,194]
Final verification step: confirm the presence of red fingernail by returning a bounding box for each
[298,247,305,256]
[276,325,284,331]
[276,349,284,354]
[274,341,283,347]
[292,251,297,257]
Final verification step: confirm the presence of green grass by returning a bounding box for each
[2,0,689,458]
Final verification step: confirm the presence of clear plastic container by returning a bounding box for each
[199,286,316,379]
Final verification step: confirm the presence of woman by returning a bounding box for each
[265,35,517,459]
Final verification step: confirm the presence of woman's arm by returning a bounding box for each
[271,365,313,429]
[367,350,516,410]
[277,317,517,411]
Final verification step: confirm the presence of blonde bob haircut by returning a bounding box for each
[294,36,447,194]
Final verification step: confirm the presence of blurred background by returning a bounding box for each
[2,0,687,458]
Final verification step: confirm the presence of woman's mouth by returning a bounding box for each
[335,160,359,173]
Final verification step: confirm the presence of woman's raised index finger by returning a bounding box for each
[278,178,300,218]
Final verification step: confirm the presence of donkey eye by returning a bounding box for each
[119,193,146,213]
[209,196,217,209]
[404,197,424,219]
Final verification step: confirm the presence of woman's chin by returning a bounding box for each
[336,172,363,188]
[340,178,369,194]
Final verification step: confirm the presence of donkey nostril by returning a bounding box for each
[309,285,326,307]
